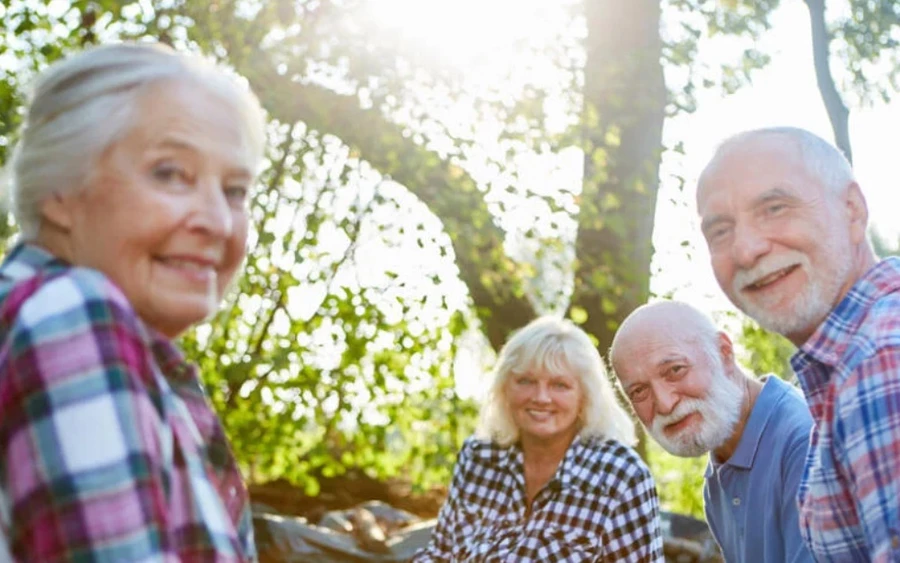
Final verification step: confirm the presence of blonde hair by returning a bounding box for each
[477,316,636,447]
[7,42,266,239]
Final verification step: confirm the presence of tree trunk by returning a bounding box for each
[803,0,853,163]
[568,0,665,356]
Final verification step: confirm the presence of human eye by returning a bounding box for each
[628,385,649,403]
[551,380,572,390]
[223,183,250,207]
[706,224,731,245]
[151,161,190,185]
[515,375,535,386]
[666,364,688,379]
[764,202,787,216]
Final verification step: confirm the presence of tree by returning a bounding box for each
[2,0,898,498]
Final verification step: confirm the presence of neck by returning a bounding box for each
[787,242,879,347]
[33,224,74,263]
[712,373,762,463]
[521,429,576,468]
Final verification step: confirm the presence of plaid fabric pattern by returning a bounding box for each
[791,257,900,563]
[0,244,255,562]
[414,435,664,563]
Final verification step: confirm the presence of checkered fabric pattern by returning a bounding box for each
[414,434,664,563]
[791,256,900,563]
[0,244,256,562]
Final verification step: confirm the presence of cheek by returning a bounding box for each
[711,255,735,289]
[634,404,655,427]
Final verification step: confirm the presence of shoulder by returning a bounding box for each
[831,290,900,395]
[840,287,900,366]
[0,266,152,395]
[3,265,138,333]
[765,378,813,432]
[457,436,507,469]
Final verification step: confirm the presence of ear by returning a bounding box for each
[844,182,869,245]
[718,331,735,368]
[39,192,77,232]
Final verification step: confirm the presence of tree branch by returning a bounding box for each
[240,60,536,350]
[804,0,853,163]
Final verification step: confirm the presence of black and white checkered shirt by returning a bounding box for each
[414,435,664,562]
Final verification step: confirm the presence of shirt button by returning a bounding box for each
[732,497,741,506]
[229,486,237,498]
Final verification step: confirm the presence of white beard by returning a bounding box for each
[647,356,743,458]
[730,235,851,340]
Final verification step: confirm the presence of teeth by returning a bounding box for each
[749,267,791,289]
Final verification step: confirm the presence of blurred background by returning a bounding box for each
[1,0,899,527]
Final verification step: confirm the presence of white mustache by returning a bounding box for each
[651,398,704,434]
[732,251,810,293]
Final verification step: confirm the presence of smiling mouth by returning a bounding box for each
[664,413,698,435]
[744,265,799,291]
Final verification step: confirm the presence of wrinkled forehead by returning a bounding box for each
[696,133,805,209]
[131,79,259,171]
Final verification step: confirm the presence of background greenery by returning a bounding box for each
[1,0,898,519]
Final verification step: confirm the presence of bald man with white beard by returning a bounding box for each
[610,301,813,563]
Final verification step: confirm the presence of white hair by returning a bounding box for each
[477,316,636,447]
[6,42,266,240]
[702,127,854,196]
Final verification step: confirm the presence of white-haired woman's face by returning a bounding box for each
[44,79,255,338]
[505,367,583,447]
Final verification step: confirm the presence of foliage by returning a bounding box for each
[647,441,707,520]
[1,0,898,511]
[738,319,797,381]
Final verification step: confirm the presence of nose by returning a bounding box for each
[654,385,679,416]
[189,179,233,238]
[533,383,551,403]
[731,221,770,269]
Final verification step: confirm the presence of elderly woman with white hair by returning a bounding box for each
[415,316,664,562]
[0,43,265,561]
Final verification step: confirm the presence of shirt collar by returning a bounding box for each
[0,242,68,282]
[707,376,790,476]
[495,433,586,491]
[0,243,196,384]
[791,257,900,396]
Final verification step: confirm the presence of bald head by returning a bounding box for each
[610,300,745,458]
[610,301,719,372]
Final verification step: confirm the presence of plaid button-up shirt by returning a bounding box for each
[791,257,900,562]
[0,244,255,562]
[414,435,664,563]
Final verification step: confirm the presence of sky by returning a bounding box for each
[652,1,900,318]
[366,0,900,392]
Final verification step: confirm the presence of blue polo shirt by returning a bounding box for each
[703,376,815,563]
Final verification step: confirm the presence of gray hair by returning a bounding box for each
[701,126,855,196]
[477,316,636,447]
[6,42,267,240]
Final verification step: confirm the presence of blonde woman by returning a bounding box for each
[415,316,664,562]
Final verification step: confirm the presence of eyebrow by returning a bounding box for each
[655,355,687,368]
[753,186,796,206]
